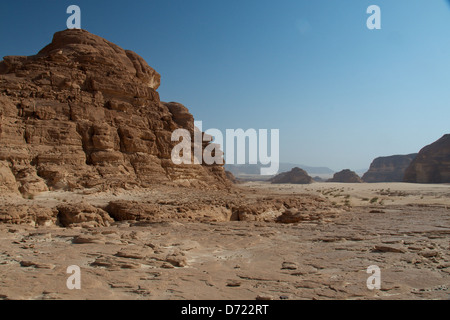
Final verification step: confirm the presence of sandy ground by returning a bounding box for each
[0,182,449,300]
[248,181,450,205]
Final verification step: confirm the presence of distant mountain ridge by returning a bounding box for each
[225,163,335,177]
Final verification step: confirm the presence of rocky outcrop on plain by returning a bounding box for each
[0,204,57,226]
[0,29,230,197]
[0,184,342,227]
[327,169,362,183]
[270,167,313,184]
[404,134,450,183]
[57,202,114,228]
[362,154,417,183]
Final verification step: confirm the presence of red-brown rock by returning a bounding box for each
[0,29,230,195]
[327,169,362,183]
[270,167,313,184]
[404,134,450,183]
[362,154,417,183]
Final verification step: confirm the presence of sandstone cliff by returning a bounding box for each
[404,134,450,183]
[327,169,362,183]
[270,167,313,184]
[362,154,417,183]
[0,29,229,196]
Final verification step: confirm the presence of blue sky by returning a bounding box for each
[1,0,450,171]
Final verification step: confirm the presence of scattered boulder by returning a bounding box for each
[256,295,274,301]
[281,261,298,270]
[165,252,187,268]
[226,280,242,287]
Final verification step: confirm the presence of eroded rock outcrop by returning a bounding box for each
[0,29,230,195]
[270,167,313,185]
[327,169,362,183]
[0,205,57,226]
[57,202,114,228]
[362,154,417,183]
[404,134,450,183]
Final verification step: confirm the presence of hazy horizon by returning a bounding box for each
[1,0,449,171]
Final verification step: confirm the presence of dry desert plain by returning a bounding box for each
[0,181,449,300]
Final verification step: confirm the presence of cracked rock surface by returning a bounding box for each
[0,182,448,300]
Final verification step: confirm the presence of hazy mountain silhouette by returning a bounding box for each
[225,163,335,177]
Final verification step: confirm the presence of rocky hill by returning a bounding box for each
[0,29,230,196]
[270,167,313,184]
[327,169,362,183]
[226,163,334,177]
[362,154,417,183]
[404,134,450,183]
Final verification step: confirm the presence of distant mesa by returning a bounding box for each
[270,167,313,184]
[404,134,450,183]
[362,154,417,183]
[327,169,362,183]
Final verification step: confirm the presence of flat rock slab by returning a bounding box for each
[0,183,449,300]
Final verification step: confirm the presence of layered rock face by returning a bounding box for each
[0,29,229,195]
[362,154,417,183]
[327,170,362,183]
[270,167,313,184]
[404,134,450,183]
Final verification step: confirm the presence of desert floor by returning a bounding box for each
[0,182,449,300]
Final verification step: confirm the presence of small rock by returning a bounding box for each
[372,245,406,253]
[115,247,153,260]
[35,263,56,270]
[226,280,241,287]
[282,262,298,270]
[419,250,440,258]
[72,235,105,244]
[20,261,55,269]
[120,262,141,269]
[161,262,175,269]
[20,261,36,267]
[165,254,187,268]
